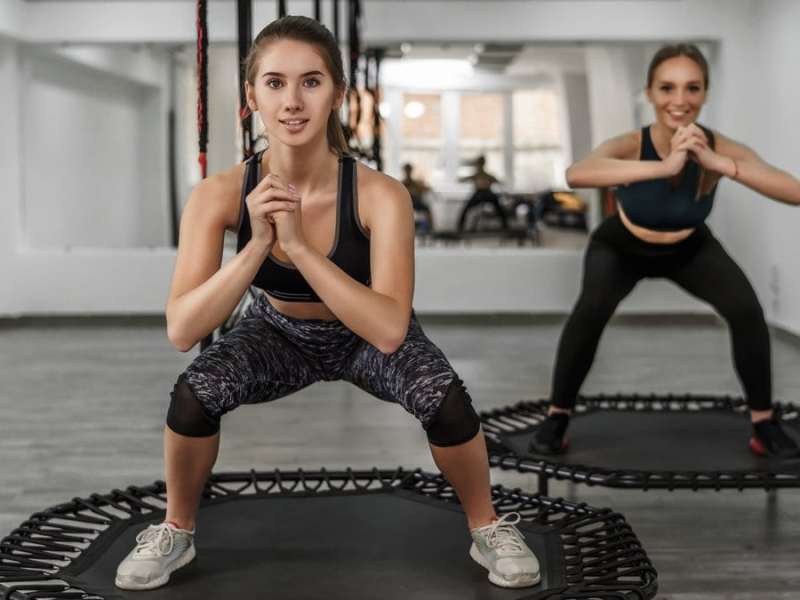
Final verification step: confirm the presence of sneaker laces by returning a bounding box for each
[133,524,177,558]
[482,513,526,556]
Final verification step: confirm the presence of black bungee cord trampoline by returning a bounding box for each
[482,393,800,496]
[0,468,658,600]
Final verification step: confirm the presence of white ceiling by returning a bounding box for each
[394,43,587,74]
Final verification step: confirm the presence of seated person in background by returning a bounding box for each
[457,155,508,232]
[401,162,434,232]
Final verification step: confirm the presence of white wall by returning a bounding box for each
[362,1,741,43]
[584,46,637,148]
[0,39,22,298]
[0,41,174,315]
[0,0,24,40]
[729,0,800,334]
[415,248,711,314]
[0,1,752,45]
[2,0,799,327]
[207,45,242,177]
[14,1,315,43]
[20,48,166,248]
[562,73,592,167]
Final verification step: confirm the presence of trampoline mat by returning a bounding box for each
[61,491,561,600]
[502,409,800,473]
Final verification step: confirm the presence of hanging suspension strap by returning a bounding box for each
[237,0,254,159]
[196,0,209,178]
[332,0,340,42]
[345,0,362,152]
[368,49,384,171]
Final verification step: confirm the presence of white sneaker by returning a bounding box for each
[469,513,541,588]
[115,522,196,590]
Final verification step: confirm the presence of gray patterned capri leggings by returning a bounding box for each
[175,292,467,434]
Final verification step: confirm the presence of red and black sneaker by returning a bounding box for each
[749,419,800,459]
[529,413,570,455]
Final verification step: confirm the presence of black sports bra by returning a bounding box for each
[615,125,717,231]
[236,152,371,302]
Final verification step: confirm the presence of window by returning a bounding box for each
[512,89,564,191]
[458,93,505,180]
[398,93,442,184]
[387,84,567,192]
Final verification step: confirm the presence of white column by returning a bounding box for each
[0,39,22,314]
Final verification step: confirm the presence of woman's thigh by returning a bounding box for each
[343,316,460,429]
[182,307,319,420]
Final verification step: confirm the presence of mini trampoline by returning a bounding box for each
[482,394,800,495]
[0,468,657,600]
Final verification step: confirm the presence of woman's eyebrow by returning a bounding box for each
[655,79,703,85]
[261,70,325,78]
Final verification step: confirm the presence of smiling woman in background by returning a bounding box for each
[532,43,800,458]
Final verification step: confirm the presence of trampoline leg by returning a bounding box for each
[538,474,549,496]
[566,480,578,502]
[767,488,778,508]
[765,489,779,534]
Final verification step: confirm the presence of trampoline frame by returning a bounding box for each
[482,393,800,495]
[0,467,657,600]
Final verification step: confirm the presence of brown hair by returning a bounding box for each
[646,43,710,90]
[647,45,715,198]
[244,15,349,155]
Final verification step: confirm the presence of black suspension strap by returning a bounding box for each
[367,48,384,171]
[237,0,254,159]
[345,0,362,152]
[332,0,340,42]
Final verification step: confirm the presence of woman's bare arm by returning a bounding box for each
[165,169,273,351]
[566,131,678,188]
[275,168,414,354]
[710,134,800,205]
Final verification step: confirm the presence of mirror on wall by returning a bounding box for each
[18,40,714,254]
[380,44,586,250]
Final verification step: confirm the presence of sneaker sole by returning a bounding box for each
[469,542,541,588]
[115,544,196,591]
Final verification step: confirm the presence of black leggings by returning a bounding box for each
[551,215,771,411]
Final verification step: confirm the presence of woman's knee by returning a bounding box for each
[425,378,481,447]
[166,375,221,437]
[720,296,766,330]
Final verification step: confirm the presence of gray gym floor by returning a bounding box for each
[2,315,799,599]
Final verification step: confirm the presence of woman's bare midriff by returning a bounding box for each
[617,205,694,245]
[264,291,339,321]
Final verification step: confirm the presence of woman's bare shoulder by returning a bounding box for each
[356,161,409,200]
[185,162,248,230]
[354,161,413,231]
[597,129,642,160]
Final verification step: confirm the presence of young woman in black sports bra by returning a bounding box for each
[533,43,800,458]
[113,16,539,592]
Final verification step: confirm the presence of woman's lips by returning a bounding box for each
[279,118,309,133]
